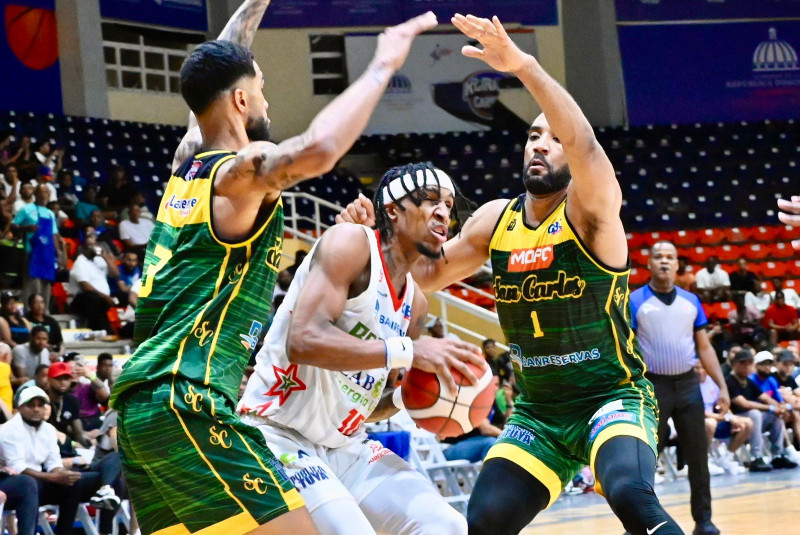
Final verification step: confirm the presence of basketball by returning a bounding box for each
[5,6,59,71]
[402,362,496,438]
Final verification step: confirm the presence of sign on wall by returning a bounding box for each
[100,0,208,32]
[345,32,536,134]
[615,0,800,22]
[618,21,800,125]
[1,0,62,113]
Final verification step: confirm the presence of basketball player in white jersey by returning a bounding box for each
[239,162,487,535]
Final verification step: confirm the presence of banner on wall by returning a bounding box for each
[618,21,800,125]
[345,32,535,134]
[262,0,557,28]
[615,0,800,22]
[1,0,62,113]
[100,0,208,31]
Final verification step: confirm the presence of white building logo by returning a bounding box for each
[753,28,799,72]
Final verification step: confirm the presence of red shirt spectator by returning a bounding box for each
[762,296,799,329]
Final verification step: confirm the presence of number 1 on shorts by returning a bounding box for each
[531,311,544,338]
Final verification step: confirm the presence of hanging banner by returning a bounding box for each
[345,31,536,134]
[615,0,800,22]
[100,0,208,31]
[261,0,557,28]
[618,21,800,125]
[1,0,62,113]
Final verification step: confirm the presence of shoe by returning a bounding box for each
[90,484,121,511]
[693,520,721,535]
[771,455,799,469]
[749,457,773,472]
[718,450,746,474]
[654,473,665,484]
[707,460,724,476]
[786,446,800,463]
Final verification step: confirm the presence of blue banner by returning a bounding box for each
[0,0,62,113]
[616,0,800,22]
[100,0,208,31]
[619,21,800,125]
[262,0,557,28]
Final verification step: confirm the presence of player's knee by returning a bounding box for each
[603,473,656,514]
[467,500,520,535]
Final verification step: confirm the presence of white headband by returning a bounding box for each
[382,168,455,205]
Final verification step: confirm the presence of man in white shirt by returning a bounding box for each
[118,204,154,258]
[695,256,732,303]
[68,233,119,332]
[745,282,773,314]
[11,326,52,382]
[0,386,111,535]
[770,278,800,309]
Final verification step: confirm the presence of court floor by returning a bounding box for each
[522,468,800,534]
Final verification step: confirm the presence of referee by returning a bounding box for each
[630,241,731,535]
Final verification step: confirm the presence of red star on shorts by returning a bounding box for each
[265,364,306,405]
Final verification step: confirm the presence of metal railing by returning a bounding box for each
[281,192,505,348]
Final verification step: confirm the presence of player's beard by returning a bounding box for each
[416,242,443,259]
[246,115,270,142]
[523,153,571,195]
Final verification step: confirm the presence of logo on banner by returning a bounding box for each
[753,28,799,72]
[387,74,412,94]
[461,72,506,120]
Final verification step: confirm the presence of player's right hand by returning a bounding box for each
[411,336,487,398]
[373,11,438,72]
[335,193,376,226]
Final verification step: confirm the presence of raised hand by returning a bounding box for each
[335,193,376,226]
[411,336,487,398]
[451,14,528,73]
[778,196,800,249]
[374,11,438,72]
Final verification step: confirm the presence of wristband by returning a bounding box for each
[724,412,732,422]
[769,405,775,413]
[787,403,793,412]
[384,337,413,370]
[392,387,405,410]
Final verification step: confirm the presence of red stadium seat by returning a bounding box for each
[723,227,749,244]
[629,248,650,268]
[710,301,735,322]
[778,225,800,242]
[750,226,780,242]
[685,246,713,264]
[786,260,800,278]
[629,267,650,286]
[698,228,725,245]
[743,243,770,260]
[770,242,795,259]
[716,244,742,262]
[760,261,790,279]
[627,232,649,250]
[673,229,700,247]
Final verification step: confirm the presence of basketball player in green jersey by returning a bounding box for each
[338,13,682,535]
[110,1,439,533]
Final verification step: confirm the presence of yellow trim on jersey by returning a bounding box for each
[588,423,650,497]
[139,244,173,299]
[152,523,190,535]
[169,377,254,518]
[230,427,305,510]
[605,276,632,382]
[561,209,630,277]
[484,443,562,508]
[488,198,571,252]
[194,512,258,535]
[204,243,252,385]
[195,150,234,159]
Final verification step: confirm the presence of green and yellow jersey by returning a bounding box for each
[112,150,284,406]
[489,195,648,411]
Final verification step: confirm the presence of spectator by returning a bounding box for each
[97,165,137,214]
[0,341,12,417]
[33,166,57,203]
[87,408,125,513]
[630,241,727,535]
[696,362,749,474]
[73,186,100,224]
[443,373,504,463]
[726,350,797,471]
[727,299,766,347]
[11,183,65,310]
[68,233,118,331]
[89,211,120,255]
[771,278,800,309]
[12,182,33,215]
[45,361,92,451]
[0,292,31,347]
[274,269,292,298]
[13,362,49,406]
[744,282,772,315]
[114,251,141,307]
[287,249,308,276]
[11,136,36,180]
[119,191,154,222]
[0,387,49,535]
[25,293,63,354]
[773,350,800,452]
[729,259,760,302]
[54,169,79,208]
[118,203,154,257]
[762,291,799,346]
[1,164,20,201]
[0,386,116,535]
[33,140,63,174]
[695,257,731,303]
[674,255,696,291]
[72,353,112,431]
[426,317,460,340]
[750,351,800,458]
[11,325,52,385]
[0,131,23,169]
[48,199,68,229]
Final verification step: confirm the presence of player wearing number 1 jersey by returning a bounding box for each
[240,163,486,535]
[109,3,439,534]
[338,13,683,535]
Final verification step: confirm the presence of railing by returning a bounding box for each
[281,192,506,349]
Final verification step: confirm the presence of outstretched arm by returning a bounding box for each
[173,0,273,171]
[452,14,626,268]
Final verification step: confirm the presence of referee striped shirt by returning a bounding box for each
[630,285,707,376]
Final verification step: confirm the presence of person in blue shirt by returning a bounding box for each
[750,352,787,404]
[73,186,101,224]
[112,251,141,307]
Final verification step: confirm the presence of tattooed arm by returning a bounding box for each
[172,0,272,172]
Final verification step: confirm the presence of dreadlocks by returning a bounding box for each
[372,161,470,248]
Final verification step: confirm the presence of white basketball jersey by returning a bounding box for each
[239,225,415,449]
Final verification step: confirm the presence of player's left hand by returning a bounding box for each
[778,196,800,248]
[716,390,730,416]
[451,14,529,73]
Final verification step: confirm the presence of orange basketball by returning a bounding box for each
[402,363,496,438]
[5,5,59,71]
